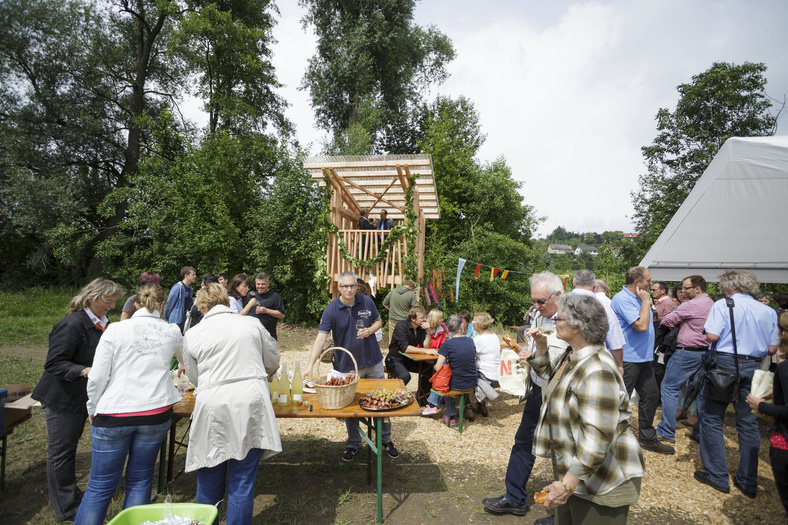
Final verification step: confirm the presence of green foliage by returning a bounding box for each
[174,0,288,134]
[247,150,330,324]
[441,230,542,326]
[632,62,779,243]
[299,0,454,147]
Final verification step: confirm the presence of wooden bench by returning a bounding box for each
[429,388,474,433]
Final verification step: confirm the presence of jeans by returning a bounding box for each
[74,420,171,525]
[622,361,659,442]
[346,360,391,450]
[196,448,262,525]
[504,384,542,508]
[43,406,88,521]
[699,355,761,491]
[656,349,704,440]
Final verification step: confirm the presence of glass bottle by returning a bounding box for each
[270,368,280,403]
[291,361,303,403]
[278,363,290,406]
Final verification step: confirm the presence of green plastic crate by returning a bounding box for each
[106,503,218,525]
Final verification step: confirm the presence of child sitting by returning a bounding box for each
[472,312,501,417]
[421,315,477,424]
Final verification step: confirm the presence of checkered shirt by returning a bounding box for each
[529,344,645,496]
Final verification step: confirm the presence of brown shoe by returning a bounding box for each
[476,400,488,417]
[639,439,675,455]
[681,415,698,427]
[676,409,688,421]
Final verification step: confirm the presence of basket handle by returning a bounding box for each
[314,347,359,381]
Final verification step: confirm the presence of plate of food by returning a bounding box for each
[359,390,414,411]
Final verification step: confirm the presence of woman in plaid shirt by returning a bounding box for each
[527,293,645,524]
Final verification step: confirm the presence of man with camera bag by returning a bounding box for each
[694,269,778,498]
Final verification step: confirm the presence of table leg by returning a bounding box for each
[167,416,179,482]
[375,416,383,524]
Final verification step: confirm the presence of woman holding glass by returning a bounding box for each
[227,273,257,315]
[74,284,183,524]
[527,293,645,524]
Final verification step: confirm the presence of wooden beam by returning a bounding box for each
[303,159,432,170]
[325,168,361,217]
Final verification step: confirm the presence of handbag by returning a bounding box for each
[430,362,452,394]
[705,297,742,403]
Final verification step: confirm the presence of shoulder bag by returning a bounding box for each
[705,297,742,403]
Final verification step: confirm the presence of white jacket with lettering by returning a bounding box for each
[87,308,183,416]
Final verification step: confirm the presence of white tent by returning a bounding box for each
[640,136,788,283]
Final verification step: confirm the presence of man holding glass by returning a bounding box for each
[305,271,399,461]
[483,271,567,520]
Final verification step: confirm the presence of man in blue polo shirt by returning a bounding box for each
[693,269,778,498]
[305,271,399,461]
[612,266,674,455]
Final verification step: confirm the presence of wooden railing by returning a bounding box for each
[327,229,406,290]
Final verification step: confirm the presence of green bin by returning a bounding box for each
[106,503,218,525]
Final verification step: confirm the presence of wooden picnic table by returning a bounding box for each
[402,350,438,405]
[161,378,420,524]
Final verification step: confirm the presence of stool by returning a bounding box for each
[429,388,474,433]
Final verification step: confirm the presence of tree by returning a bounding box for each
[175,0,288,135]
[299,0,454,148]
[632,62,783,243]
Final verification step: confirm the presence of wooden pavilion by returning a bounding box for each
[303,154,440,297]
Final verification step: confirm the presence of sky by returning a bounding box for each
[264,0,788,238]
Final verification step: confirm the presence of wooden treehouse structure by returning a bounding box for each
[303,155,440,297]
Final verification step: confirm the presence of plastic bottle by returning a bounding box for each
[291,361,303,403]
[178,375,189,405]
[278,363,290,406]
[270,368,280,403]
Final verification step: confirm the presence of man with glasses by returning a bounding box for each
[305,271,399,461]
[612,266,675,455]
[483,271,567,522]
[655,275,713,442]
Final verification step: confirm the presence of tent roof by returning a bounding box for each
[640,136,788,283]
[303,154,440,220]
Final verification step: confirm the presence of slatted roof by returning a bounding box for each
[303,154,440,220]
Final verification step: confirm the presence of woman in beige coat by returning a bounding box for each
[182,283,281,525]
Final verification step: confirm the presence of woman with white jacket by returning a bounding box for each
[75,284,183,525]
[183,283,281,525]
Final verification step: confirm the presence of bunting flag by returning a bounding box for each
[474,264,481,279]
[367,275,377,297]
[501,270,509,280]
[450,287,455,302]
[490,268,500,281]
[429,284,438,303]
[424,287,431,305]
[455,258,466,302]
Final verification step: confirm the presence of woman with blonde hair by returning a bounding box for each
[32,278,126,522]
[120,271,161,321]
[426,308,449,349]
[747,311,788,518]
[75,284,183,524]
[473,312,502,417]
[183,283,281,525]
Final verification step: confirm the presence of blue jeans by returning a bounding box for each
[346,360,391,450]
[656,349,704,440]
[43,407,88,521]
[699,355,762,491]
[504,384,542,508]
[196,448,261,525]
[74,420,170,525]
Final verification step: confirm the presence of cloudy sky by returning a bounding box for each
[267,0,788,237]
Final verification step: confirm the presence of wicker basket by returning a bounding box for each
[313,347,359,410]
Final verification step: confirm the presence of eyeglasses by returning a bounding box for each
[532,291,556,306]
[681,286,697,290]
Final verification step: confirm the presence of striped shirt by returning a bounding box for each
[529,344,645,497]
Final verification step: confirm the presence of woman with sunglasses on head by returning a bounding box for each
[75,284,183,525]
[32,279,127,522]
[528,293,645,524]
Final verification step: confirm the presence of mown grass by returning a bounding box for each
[0,287,125,348]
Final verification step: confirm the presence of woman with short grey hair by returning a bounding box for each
[527,293,645,524]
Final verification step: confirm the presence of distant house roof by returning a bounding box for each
[548,244,573,250]
[577,245,598,251]
[620,233,640,239]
